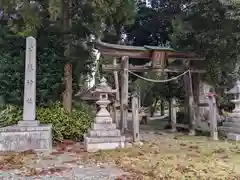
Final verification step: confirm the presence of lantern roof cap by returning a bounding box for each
[94,77,116,93]
[226,80,240,94]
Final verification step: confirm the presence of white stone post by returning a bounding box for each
[208,92,218,141]
[18,36,39,126]
[132,93,140,142]
[170,97,177,132]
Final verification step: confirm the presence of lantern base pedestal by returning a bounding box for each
[84,123,125,152]
[84,135,125,152]
[219,118,240,141]
[227,133,240,141]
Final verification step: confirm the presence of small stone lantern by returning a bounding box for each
[226,80,240,117]
[220,80,240,141]
[84,77,125,152]
[92,77,117,121]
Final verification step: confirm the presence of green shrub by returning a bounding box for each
[0,102,93,142]
[0,105,22,126]
[73,101,94,118]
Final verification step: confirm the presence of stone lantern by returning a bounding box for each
[92,77,116,119]
[226,80,240,117]
[84,77,125,152]
[220,80,240,141]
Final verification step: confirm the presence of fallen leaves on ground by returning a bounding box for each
[80,135,240,180]
[0,150,36,170]
[115,174,144,180]
[2,134,240,179]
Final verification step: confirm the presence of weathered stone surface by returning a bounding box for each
[84,140,125,152]
[227,133,240,141]
[222,122,240,128]
[88,129,121,137]
[0,125,51,132]
[95,116,112,124]
[23,36,37,123]
[91,123,116,130]
[18,120,39,127]
[0,125,52,151]
[225,117,240,123]
[219,126,240,134]
[85,136,125,143]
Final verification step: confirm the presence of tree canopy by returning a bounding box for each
[0,0,239,109]
[0,0,136,108]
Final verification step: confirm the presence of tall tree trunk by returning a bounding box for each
[62,0,72,113]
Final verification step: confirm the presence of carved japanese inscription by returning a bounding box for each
[23,37,36,121]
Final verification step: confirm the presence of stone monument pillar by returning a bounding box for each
[84,77,125,152]
[0,37,52,151]
[220,80,240,141]
[18,36,39,126]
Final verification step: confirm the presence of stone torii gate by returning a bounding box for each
[95,40,205,135]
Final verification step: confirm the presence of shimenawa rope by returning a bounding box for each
[126,69,190,83]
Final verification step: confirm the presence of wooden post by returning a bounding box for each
[168,99,172,126]
[193,74,201,130]
[188,71,196,135]
[120,56,129,133]
[183,60,196,136]
[183,74,189,125]
[208,92,218,140]
[113,58,120,102]
[171,98,177,132]
[132,92,140,142]
[113,58,120,128]
[113,101,119,127]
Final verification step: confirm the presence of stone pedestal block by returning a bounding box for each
[84,136,125,152]
[219,121,240,141]
[0,124,52,151]
[91,123,116,130]
[227,133,240,141]
[84,122,125,152]
[88,129,121,137]
[18,120,40,126]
